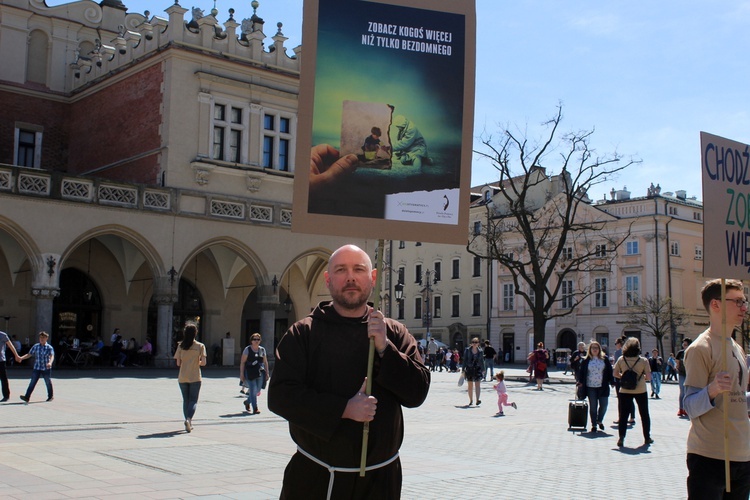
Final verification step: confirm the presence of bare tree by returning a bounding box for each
[624,296,691,358]
[468,105,639,347]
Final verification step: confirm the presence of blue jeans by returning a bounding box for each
[244,376,263,411]
[586,386,609,426]
[650,371,662,396]
[678,374,686,410]
[178,381,201,420]
[26,369,53,399]
[485,359,494,380]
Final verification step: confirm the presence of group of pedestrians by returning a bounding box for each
[8,252,747,499]
[571,335,656,446]
[566,278,750,498]
[165,271,750,498]
[425,339,463,373]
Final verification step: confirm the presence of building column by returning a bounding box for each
[256,282,278,368]
[153,277,178,368]
[31,287,59,340]
[31,252,61,342]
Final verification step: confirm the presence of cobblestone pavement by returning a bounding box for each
[0,365,690,499]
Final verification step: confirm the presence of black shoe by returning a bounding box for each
[476,400,481,405]
[591,427,597,433]
[598,422,604,430]
[0,397,8,402]
[19,395,29,403]
[46,396,53,402]
[617,438,624,447]
[644,437,654,445]
[244,401,250,412]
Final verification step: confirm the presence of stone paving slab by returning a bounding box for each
[1,366,692,499]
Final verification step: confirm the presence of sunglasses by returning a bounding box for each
[251,338,261,342]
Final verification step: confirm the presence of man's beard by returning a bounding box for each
[331,286,371,311]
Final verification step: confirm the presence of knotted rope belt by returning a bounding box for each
[296,445,399,500]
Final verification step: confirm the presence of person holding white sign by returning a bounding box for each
[684,279,750,498]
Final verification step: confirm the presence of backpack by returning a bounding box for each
[620,357,640,390]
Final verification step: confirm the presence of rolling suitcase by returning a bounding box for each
[568,399,588,429]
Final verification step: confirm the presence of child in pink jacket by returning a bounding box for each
[493,371,518,416]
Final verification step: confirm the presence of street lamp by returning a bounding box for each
[394,281,404,302]
[421,270,437,339]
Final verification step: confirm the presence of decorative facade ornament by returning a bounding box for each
[247,175,262,192]
[31,287,60,298]
[193,166,212,185]
[46,255,56,277]
[152,292,178,305]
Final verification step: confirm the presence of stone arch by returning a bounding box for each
[61,225,164,279]
[175,238,272,357]
[0,217,44,338]
[0,215,43,283]
[54,226,164,350]
[448,322,468,352]
[283,247,334,309]
[178,236,268,290]
[557,328,578,352]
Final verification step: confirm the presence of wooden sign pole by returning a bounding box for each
[360,239,385,476]
[720,279,731,492]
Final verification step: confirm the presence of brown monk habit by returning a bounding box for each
[268,301,430,499]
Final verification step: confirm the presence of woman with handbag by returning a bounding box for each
[577,340,614,433]
[532,342,549,390]
[462,337,485,406]
[240,333,269,414]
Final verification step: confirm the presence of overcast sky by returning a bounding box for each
[61,0,750,203]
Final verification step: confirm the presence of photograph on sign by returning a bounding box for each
[700,131,750,278]
[292,0,476,245]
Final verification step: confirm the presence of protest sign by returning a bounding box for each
[292,0,476,245]
[701,132,750,277]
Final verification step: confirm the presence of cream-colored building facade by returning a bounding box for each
[482,181,707,363]
[382,238,491,355]
[0,0,371,366]
[389,179,709,365]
